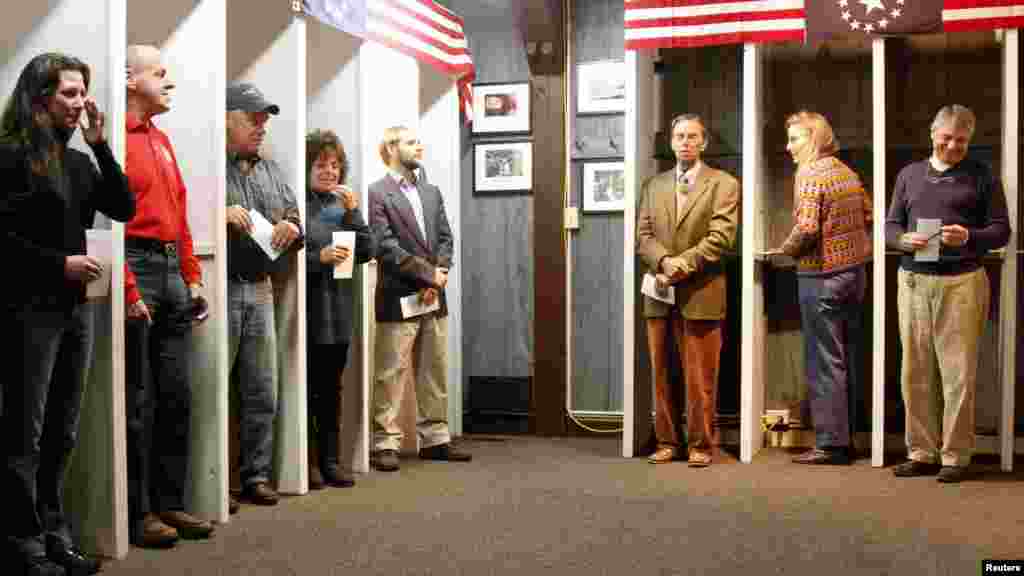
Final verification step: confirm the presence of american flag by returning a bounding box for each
[624,0,806,50]
[942,0,1024,33]
[302,0,475,123]
[625,0,1024,50]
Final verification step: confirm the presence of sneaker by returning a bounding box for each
[892,460,941,477]
[372,449,400,472]
[418,443,472,462]
[936,466,969,483]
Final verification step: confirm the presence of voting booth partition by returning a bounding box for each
[0,0,128,559]
[624,32,1020,471]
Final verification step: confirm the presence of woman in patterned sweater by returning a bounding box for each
[775,111,872,466]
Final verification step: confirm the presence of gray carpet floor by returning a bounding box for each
[101,436,1024,575]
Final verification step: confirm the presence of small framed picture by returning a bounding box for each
[472,82,531,135]
[581,160,625,212]
[576,60,626,114]
[474,141,532,194]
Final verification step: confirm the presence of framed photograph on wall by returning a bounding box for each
[472,82,531,135]
[576,60,625,114]
[474,141,533,194]
[581,160,625,212]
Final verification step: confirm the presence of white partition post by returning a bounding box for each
[230,3,308,495]
[740,43,765,463]
[127,0,231,520]
[0,0,128,559]
[622,48,656,457]
[419,63,463,437]
[999,29,1019,472]
[871,37,887,468]
[358,42,419,455]
[306,26,369,474]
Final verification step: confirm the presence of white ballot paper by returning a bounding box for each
[400,293,441,319]
[248,209,283,261]
[641,272,675,305]
[85,229,112,299]
[332,231,356,279]
[915,218,942,262]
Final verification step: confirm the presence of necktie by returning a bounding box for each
[675,177,689,224]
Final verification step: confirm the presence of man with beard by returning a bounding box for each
[0,52,135,576]
[636,114,739,467]
[369,126,470,472]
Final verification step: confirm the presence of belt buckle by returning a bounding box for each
[164,242,177,258]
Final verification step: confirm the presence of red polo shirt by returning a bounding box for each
[124,114,201,304]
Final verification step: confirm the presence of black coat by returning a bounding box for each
[305,189,374,345]
[0,140,134,309]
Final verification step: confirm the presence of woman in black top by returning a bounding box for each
[304,130,373,489]
[0,53,134,576]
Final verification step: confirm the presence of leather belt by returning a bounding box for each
[229,272,270,284]
[126,236,177,258]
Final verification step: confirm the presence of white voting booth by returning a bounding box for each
[623,33,1019,471]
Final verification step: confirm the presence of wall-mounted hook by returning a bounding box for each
[609,137,619,151]
[574,139,585,152]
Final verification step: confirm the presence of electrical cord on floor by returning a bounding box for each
[566,410,624,434]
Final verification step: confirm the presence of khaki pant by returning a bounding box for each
[373,315,449,452]
[897,267,989,467]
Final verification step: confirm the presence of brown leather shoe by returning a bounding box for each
[688,451,712,468]
[418,443,472,462]
[647,446,679,464]
[141,513,179,548]
[229,496,240,515]
[309,465,325,490]
[241,482,279,506]
[160,510,215,540]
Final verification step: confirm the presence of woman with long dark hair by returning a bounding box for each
[0,53,134,576]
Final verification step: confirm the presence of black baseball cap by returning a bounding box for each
[227,82,280,115]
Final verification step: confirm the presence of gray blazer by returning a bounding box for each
[305,189,374,345]
[368,174,453,323]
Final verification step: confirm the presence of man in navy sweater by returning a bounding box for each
[885,105,1010,483]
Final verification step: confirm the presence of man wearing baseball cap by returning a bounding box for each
[224,81,302,507]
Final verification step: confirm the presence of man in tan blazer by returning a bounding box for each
[636,114,739,467]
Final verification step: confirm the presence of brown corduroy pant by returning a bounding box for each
[646,316,722,455]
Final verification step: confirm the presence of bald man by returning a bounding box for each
[122,45,213,548]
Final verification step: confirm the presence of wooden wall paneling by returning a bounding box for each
[448,0,536,432]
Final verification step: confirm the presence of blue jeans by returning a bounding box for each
[228,279,278,487]
[797,266,865,449]
[124,247,193,543]
[3,302,94,557]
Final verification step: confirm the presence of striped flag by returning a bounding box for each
[302,0,476,123]
[624,0,806,50]
[943,1,1024,33]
